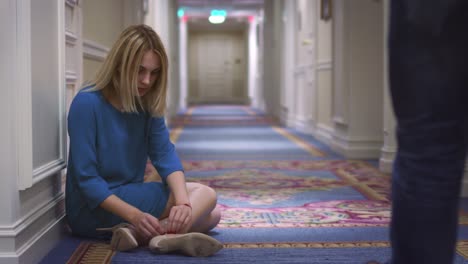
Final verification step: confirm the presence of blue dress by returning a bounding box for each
[65,88,183,238]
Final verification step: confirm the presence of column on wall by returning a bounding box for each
[0,0,68,263]
[313,0,334,144]
[331,0,384,159]
[248,16,259,108]
[262,0,283,119]
[146,0,179,118]
[254,9,266,111]
[178,15,188,110]
[379,0,397,172]
[291,0,316,134]
[279,0,296,127]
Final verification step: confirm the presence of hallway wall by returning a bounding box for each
[82,0,125,83]
[315,2,334,144]
[263,0,283,119]
[330,0,384,159]
[0,1,156,263]
[0,1,66,263]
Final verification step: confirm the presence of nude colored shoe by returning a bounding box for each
[96,223,138,251]
[149,233,223,257]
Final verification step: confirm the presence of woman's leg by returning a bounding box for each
[185,182,221,233]
[160,182,221,234]
[143,162,221,232]
[134,182,221,246]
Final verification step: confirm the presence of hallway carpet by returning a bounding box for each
[41,105,468,264]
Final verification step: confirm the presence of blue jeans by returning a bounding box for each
[389,0,468,263]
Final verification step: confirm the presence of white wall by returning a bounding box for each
[0,1,66,263]
[0,1,147,263]
[331,0,384,158]
[82,0,124,83]
[248,17,259,107]
[314,0,334,144]
[145,0,180,118]
[263,0,283,119]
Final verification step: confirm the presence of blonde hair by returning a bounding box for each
[90,24,168,117]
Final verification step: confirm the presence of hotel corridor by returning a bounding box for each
[40,105,382,262]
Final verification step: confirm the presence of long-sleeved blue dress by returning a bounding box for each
[65,88,183,238]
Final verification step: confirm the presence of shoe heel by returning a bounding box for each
[97,223,138,251]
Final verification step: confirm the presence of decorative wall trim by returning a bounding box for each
[294,63,314,74]
[316,60,332,71]
[332,0,349,126]
[378,145,396,173]
[65,30,77,46]
[333,116,347,126]
[66,70,77,84]
[314,123,334,145]
[294,116,316,134]
[65,0,79,8]
[16,0,33,190]
[83,39,109,61]
[0,194,65,264]
[0,194,64,237]
[187,97,249,105]
[331,133,383,159]
[32,160,66,186]
[279,105,289,127]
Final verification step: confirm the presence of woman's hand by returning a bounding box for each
[130,211,165,239]
[167,204,192,234]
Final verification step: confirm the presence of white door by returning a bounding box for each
[188,31,246,104]
[198,35,233,100]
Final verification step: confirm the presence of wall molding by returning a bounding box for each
[65,30,77,46]
[83,39,109,61]
[294,63,314,75]
[187,97,250,105]
[314,123,334,145]
[379,145,396,173]
[0,194,65,264]
[331,133,383,159]
[293,116,315,134]
[66,70,77,84]
[16,0,33,191]
[316,59,332,71]
[333,116,347,126]
[65,0,79,8]
[32,160,66,186]
[0,193,64,237]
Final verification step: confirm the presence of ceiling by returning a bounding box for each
[177,0,264,17]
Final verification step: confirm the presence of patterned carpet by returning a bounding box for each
[41,105,468,264]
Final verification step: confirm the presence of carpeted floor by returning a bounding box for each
[40,105,468,264]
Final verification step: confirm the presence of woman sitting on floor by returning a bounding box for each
[65,24,222,256]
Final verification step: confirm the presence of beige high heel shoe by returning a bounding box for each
[96,223,138,251]
[149,232,223,257]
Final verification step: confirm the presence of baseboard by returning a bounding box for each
[294,117,315,135]
[331,134,383,159]
[187,97,249,105]
[0,195,65,264]
[18,217,65,264]
[378,146,396,173]
[314,123,333,145]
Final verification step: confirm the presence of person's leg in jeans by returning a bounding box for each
[389,0,468,263]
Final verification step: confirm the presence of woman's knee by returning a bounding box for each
[188,182,218,206]
[211,206,221,225]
